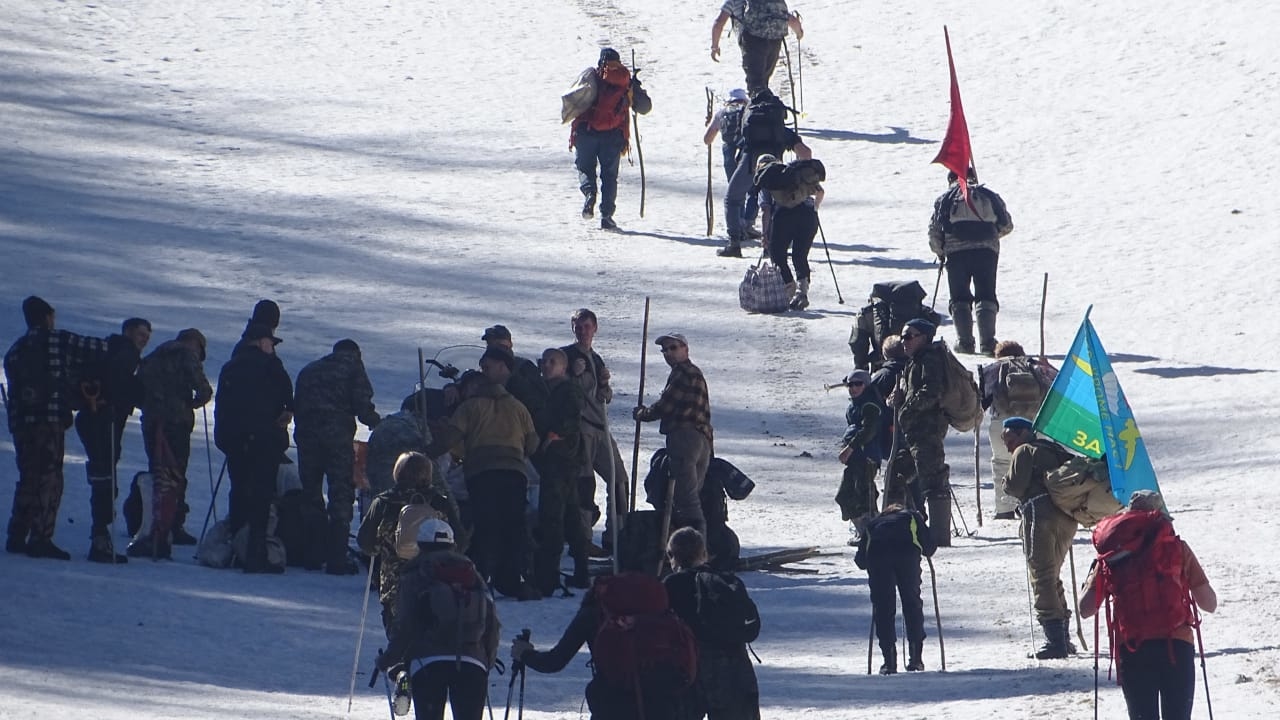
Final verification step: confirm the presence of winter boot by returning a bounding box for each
[717,239,744,258]
[326,519,359,575]
[171,498,197,545]
[600,216,618,231]
[1033,619,1071,659]
[789,278,810,310]
[26,538,72,560]
[907,639,925,671]
[926,491,952,548]
[949,301,975,354]
[783,281,797,307]
[88,532,128,564]
[878,645,898,675]
[582,193,595,219]
[976,300,999,356]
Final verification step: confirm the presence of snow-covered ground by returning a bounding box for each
[2,1,1278,718]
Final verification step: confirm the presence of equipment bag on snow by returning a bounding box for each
[694,569,761,646]
[935,340,983,432]
[1091,510,1198,653]
[739,255,791,314]
[410,551,490,666]
[1044,455,1124,527]
[592,573,697,689]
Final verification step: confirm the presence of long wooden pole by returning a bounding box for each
[629,297,651,512]
[1039,273,1049,361]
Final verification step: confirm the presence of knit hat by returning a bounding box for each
[415,518,455,545]
[333,338,360,355]
[250,300,280,329]
[21,296,54,329]
[599,47,621,65]
[728,88,748,103]
[1002,416,1034,433]
[482,325,512,342]
[903,318,936,336]
[844,369,873,386]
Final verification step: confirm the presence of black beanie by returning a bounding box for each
[22,296,54,329]
[599,47,621,65]
[250,299,280,329]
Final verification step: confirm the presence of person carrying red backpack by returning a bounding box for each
[568,47,652,231]
[1079,490,1218,720]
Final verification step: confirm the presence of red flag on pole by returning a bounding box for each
[932,26,974,203]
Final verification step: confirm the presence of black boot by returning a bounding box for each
[1033,619,1071,659]
[171,502,197,545]
[878,645,898,675]
[326,519,358,576]
[976,300,999,356]
[907,639,925,671]
[26,538,72,560]
[926,491,952,548]
[949,301,975,354]
[6,518,29,554]
[88,532,128,564]
[717,239,743,258]
[582,194,595,219]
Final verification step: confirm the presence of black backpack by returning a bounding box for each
[694,569,761,646]
[868,281,942,350]
[720,104,745,148]
[740,91,791,150]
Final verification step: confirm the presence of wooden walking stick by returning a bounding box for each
[629,297,651,512]
[705,88,715,236]
[1039,272,1049,361]
[1068,545,1089,651]
[631,49,646,218]
[927,556,947,671]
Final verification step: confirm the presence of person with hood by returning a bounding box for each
[4,296,108,560]
[73,317,151,563]
[214,322,293,573]
[927,168,1013,355]
[569,47,652,231]
[377,518,500,720]
[131,327,212,557]
[428,346,539,600]
[294,338,381,575]
[834,369,888,539]
[854,503,937,674]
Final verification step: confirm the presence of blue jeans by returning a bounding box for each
[722,144,759,228]
[724,149,761,242]
[575,128,625,219]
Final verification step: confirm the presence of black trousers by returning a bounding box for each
[767,203,819,285]
[867,555,926,652]
[465,469,529,596]
[410,661,488,720]
[1119,639,1196,720]
[944,248,999,305]
[226,435,282,565]
[74,409,129,534]
[533,455,587,594]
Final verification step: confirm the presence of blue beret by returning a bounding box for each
[1002,416,1034,433]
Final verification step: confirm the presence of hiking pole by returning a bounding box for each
[930,258,945,311]
[950,491,973,537]
[629,296,651,512]
[1039,272,1049,361]
[109,415,119,564]
[882,407,901,512]
[347,555,378,712]
[1068,545,1088,651]
[602,413,622,576]
[202,405,217,521]
[782,40,799,134]
[1194,622,1214,720]
[815,216,844,304]
[631,49,646,218]
[1093,612,1101,720]
[794,11,805,111]
[866,610,874,675]
[705,88,715,236]
[195,458,226,551]
[974,424,982,527]
[504,629,530,720]
[927,556,947,671]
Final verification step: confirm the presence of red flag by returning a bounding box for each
[932,26,973,203]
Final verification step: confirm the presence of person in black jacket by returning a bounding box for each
[854,503,937,674]
[663,527,761,720]
[73,317,151,563]
[214,322,293,573]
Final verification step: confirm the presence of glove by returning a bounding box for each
[632,405,646,421]
[511,637,535,663]
[630,76,643,89]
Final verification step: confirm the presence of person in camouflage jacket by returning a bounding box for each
[356,451,455,638]
[136,328,212,550]
[294,339,380,575]
[888,319,952,548]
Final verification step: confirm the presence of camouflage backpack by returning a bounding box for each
[395,494,445,561]
[758,158,825,209]
[992,356,1049,418]
[935,341,983,433]
[739,0,791,40]
[1044,455,1124,527]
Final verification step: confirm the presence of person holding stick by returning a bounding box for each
[854,502,937,674]
[633,333,713,537]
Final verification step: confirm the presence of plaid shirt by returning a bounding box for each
[640,360,713,442]
[4,328,108,431]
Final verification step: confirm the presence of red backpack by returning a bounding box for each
[1091,510,1199,655]
[591,573,697,692]
[571,61,633,152]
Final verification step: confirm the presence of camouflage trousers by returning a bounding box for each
[7,423,66,543]
[835,458,880,522]
[142,417,194,533]
[296,432,356,525]
[900,415,950,498]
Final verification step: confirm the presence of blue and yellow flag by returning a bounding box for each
[1033,308,1160,502]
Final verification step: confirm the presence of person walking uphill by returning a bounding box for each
[855,503,936,674]
[928,168,1013,355]
[294,338,380,575]
[5,296,109,560]
[569,47,652,231]
[704,88,760,240]
[710,1,804,96]
[634,333,714,536]
[999,416,1077,659]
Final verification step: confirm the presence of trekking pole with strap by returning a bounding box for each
[814,216,844,304]
[950,491,974,537]
[973,422,982,527]
[504,629,530,720]
[705,88,715,236]
[376,666,396,720]
[347,557,378,712]
[202,405,217,522]
[628,296,651,512]
[631,49,646,218]
[927,556,946,670]
[1068,545,1088,651]
[930,258,946,310]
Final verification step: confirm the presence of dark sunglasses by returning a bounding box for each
[902,332,922,340]
[848,381,866,387]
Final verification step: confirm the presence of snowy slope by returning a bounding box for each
[1,1,1278,718]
